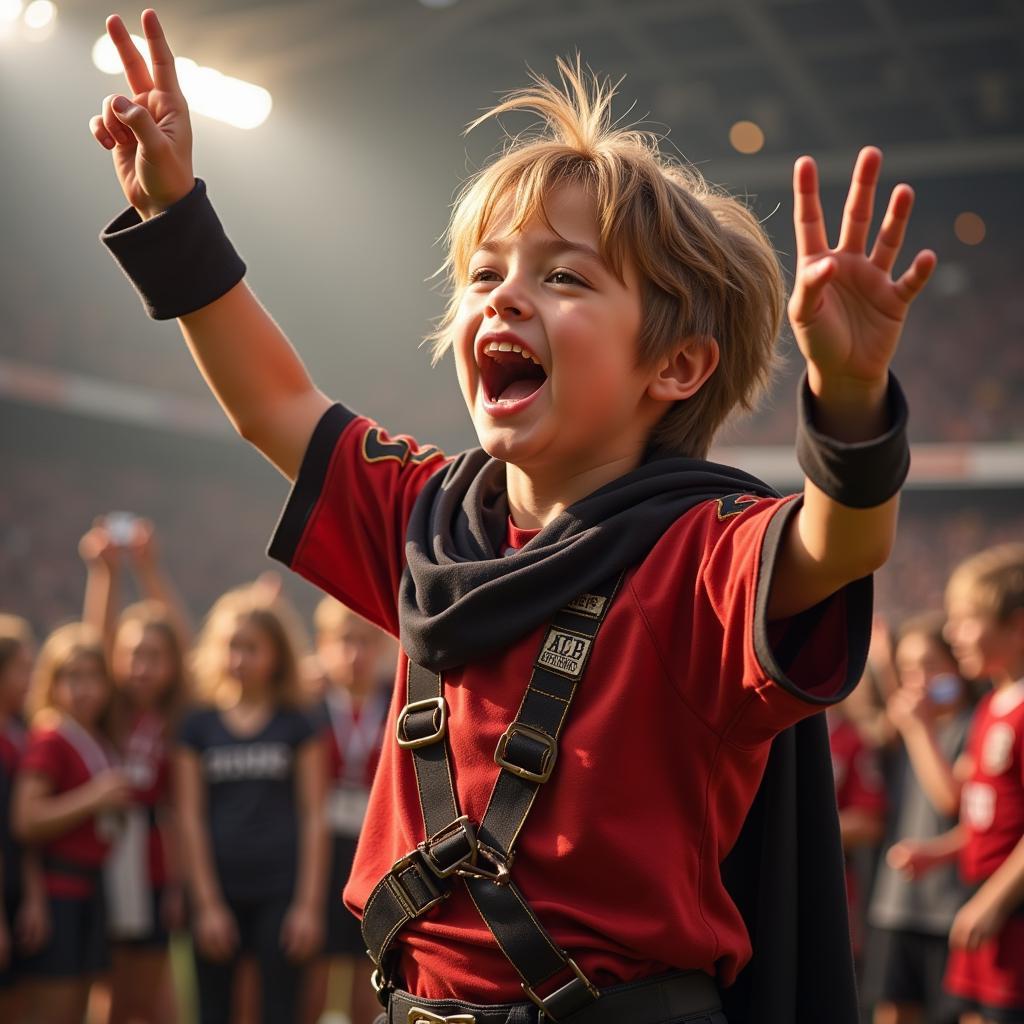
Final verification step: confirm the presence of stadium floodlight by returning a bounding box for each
[92,33,273,130]
[0,0,24,24]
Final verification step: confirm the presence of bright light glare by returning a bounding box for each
[23,0,55,29]
[0,0,24,25]
[92,34,272,129]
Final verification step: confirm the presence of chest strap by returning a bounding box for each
[362,574,622,1022]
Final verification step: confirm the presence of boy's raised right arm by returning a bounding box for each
[91,10,330,480]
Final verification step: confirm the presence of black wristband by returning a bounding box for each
[795,371,910,508]
[99,178,246,321]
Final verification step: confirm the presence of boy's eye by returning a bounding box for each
[468,268,499,284]
[548,269,584,286]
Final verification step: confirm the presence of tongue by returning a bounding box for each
[498,379,541,402]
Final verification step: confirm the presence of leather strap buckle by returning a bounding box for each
[419,815,478,879]
[407,1009,476,1024]
[522,957,599,1022]
[386,851,448,918]
[495,722,557,783]
[397,697,448,749]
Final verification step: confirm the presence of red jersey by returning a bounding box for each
[830,716,886,820]
[122,709,172,887]
[959,684,1024,885]
[20,720,117,898]
[269,407,866,1002]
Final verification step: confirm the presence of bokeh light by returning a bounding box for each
[729,120,765,155]
[954,211,986,245]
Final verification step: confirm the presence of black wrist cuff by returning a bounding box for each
[796,371,910,508]
[99,178,246,321]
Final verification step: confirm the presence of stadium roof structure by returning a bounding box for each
[72,0,1024,186]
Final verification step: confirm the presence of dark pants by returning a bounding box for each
[192,892,300,1024]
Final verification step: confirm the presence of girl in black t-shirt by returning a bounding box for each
[177,586,327,1024]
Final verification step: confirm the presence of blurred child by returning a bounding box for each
[888,544,1024,1024]
[12,623,132,1024]
[829,701,886,963]
[304,597,393,1024]
[866,613,973,1024]
[177,586,327,1024]
[80,516,191,1024]
[0,615,48,1020]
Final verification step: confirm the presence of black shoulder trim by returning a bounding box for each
[753,497,872,706]
[267,403,357,567]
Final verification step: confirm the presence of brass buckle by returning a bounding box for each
[387,851,447,917]
[494,722,557,783]
[407,1009,476,1024]
[521,957,599,1022]
[396,697,447,749]
[419,815,478,878]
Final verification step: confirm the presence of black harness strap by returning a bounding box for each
[362,575,621,1021]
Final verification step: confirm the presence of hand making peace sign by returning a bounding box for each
[789,148,937,401]
[89,9,194,220]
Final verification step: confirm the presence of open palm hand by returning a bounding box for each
[788,148,936,393]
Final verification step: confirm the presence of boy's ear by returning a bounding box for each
[646,335,720,403]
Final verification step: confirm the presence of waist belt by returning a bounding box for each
[390,969,721,1024]
[363,575,625,1021]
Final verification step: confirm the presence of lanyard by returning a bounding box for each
[326,688,388,787]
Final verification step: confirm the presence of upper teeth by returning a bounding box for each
[485,340,540,364]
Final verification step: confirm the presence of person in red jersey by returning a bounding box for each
[888,545,1024,1024]
[0,615,49,1021]
[304,597,394,1024]
[91,11,936,1023]
[79,518,191,1024]
[11,623,132,1024]
[828,704,886,961]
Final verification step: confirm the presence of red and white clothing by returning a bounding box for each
[269,407,869,1002]
[945,681,1024,1012]
[120,709,172,888]
[323,688,389,838]
[20,718,119,899]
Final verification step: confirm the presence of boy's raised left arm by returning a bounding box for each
[768,147,936,621]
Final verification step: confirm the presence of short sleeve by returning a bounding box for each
[177,708,211,753]
[19,730,66,787]
[696,495,871,744]
[267,403,449,636]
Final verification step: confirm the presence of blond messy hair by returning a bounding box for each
[946,543,1024,624]
[428,57,786,458]
[192,586,308,710]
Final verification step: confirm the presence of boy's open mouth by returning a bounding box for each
[479,340,548,404]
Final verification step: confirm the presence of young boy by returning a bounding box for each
[891,544,1024,1024]
[90,10,936,1023]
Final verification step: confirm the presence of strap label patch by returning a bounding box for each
[566,593,608,619]
[538,628,592,679]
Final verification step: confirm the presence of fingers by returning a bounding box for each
[787,256,835,326]
[100,94,136,149]
[109,94,166,154]
[792,156,829,259]
[837,146,882,254]
[141,9,182,94]
[870,184,915,273]
[894,249,937,305]
[106,14,154,95]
